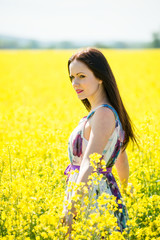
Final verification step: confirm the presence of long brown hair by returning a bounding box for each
[68,47,140,152]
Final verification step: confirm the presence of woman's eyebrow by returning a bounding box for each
[69,72,85,77]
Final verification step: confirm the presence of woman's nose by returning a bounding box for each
[72,78,79,87]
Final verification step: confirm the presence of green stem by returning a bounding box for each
[8,145,12,182]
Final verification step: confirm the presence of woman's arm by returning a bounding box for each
[114,149,129,188]
[69,107,116,217]
[76,107,116,186]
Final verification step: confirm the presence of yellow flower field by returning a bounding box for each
[0,49,160,239]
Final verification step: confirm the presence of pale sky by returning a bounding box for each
[0,0,160,42]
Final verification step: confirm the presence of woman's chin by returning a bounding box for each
[78,96,86,100]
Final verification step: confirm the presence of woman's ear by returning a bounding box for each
[99,80,103,84]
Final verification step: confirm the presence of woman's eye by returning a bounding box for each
[70,75,84,81]
[79,75,85,78]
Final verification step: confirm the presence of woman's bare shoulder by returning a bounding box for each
[90,107,116,126]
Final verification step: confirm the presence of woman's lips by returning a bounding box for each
[76,90,84,94]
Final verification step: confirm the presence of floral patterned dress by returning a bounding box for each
[63,104,129,233]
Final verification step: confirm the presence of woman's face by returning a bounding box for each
[69,59,102,101]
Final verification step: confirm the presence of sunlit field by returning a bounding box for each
[0,49,160,239]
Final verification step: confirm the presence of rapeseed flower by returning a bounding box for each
[0,49,159,239]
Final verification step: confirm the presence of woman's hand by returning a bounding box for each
[60,213,73,239]
[121,182,134,197]
[61,205,77,239]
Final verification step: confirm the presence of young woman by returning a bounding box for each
[62,47,139,236]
